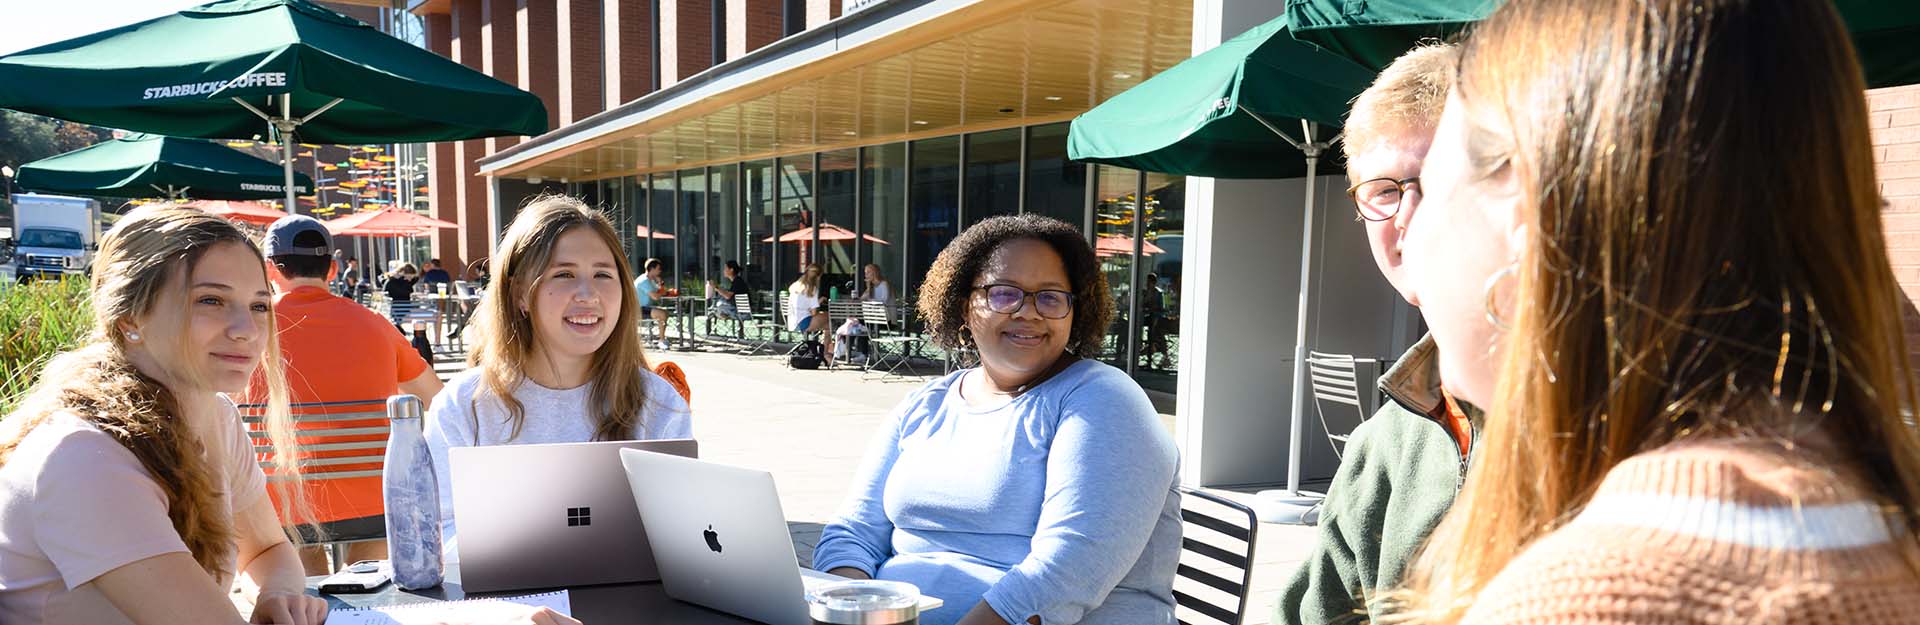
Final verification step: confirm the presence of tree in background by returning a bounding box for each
[0,111,113,174]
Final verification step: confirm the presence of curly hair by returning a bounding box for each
[917,214,1112,354]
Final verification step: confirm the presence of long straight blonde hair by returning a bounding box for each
[0,205,307,579]
[466,195,654,441]
[1394,0,1920,621]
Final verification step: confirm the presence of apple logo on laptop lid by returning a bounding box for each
[704,525,723,553]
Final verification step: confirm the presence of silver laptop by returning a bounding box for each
[619,449,942,625]
[449,439,698,592]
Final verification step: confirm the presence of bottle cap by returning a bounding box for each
[387,394,424,420]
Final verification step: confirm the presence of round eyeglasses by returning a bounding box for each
[974,284,1075,319]
[1346,176,1420,222]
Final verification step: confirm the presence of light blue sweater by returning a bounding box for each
[811,359,1181,625]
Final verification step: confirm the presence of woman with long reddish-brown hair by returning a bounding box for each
[1392,0,1920,622]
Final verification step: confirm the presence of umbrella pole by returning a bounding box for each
[1246,112,1342,523]
[277,95,299,215]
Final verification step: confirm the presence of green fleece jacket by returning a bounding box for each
[1271,336,1480,625]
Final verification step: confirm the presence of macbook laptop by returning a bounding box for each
[619,449,942,625]
[449,439,698,592]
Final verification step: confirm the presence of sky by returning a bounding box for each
[0,0,207,56]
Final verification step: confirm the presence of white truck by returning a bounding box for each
[11,193,101,282]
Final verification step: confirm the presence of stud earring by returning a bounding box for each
[127,331,142,342]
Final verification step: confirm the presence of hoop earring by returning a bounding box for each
[1483,262,1518,332]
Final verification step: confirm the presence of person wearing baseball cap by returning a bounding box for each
[248,215,446,575]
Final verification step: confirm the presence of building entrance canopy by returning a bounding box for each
[477,0,1194,182]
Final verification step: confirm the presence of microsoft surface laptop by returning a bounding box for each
[618,449,940,625]
[450,439,698,592]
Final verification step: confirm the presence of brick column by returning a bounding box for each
[518,0,561,132]
[671,0,715,84]
[557,0,605,125]
[1872,85,1920,368]
[604,0,654,105]
[453,0,491,266]
[426,12,464,273]
[482,0,520,151]
[727,0,782,60]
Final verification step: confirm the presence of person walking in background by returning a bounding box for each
[425,196,691,564]
[633,258,670,348]
[787,263,835,367]
[249,215,446,575]
[1269,43,1471,625]
[813,215,1180,625]
[1391,1,1920,622]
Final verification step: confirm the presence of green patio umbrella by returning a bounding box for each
[16,133,313,201]
[1286,0,1920,88]
[0,0,548,213]
[1066,16,1376,524]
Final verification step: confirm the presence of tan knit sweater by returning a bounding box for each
[1462,438,1920,624]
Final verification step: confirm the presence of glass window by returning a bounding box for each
[963,128,1020,229]
[1024,123,1088,232]
[677,168,707,295]
[1093,165,1142,370]
[1136,171,1185,394]
[708,164,741,290]
[909,136,960,311]
[743,159,777,296]
[862,143,907,309]
[818,149,859,296]
[777,155,815,293]
[648,173,677,287]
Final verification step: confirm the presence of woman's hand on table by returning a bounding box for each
[250,589,328,625]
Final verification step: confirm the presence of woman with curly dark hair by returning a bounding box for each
[813,214,1181,625]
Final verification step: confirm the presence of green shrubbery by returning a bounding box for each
[0,277,93,415]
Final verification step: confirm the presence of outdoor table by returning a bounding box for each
[656,295,702,351]
[420,292,484,354]
[307,566,760,624]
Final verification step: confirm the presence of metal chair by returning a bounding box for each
[1173,486,1260,625]
[737,292,781,356]
[238,398,390,573]
[861,300,926,380]
[1305,351,1376,459]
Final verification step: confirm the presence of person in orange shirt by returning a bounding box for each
[249,215,446,575]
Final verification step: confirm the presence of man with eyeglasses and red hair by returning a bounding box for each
[1270,42,1483,625]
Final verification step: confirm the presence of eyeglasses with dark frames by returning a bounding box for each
[1345,176,1420,222]
[973,284,1075,319]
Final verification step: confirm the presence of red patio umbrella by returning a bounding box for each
[182,199,289,225]
[323,208,457,236]
[1095,234,1167,257]
[636,225,676,240]
[762,222,889,245]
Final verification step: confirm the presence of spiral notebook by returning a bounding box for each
[323,590,571,625]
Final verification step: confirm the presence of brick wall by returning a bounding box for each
[1871,84,1920,365]
[483,0,521,152]
[558,0,605,125]
[727,0,783,60]
[425,12,464,273]
[519,0,561,132]
[453,0,490,267]
[675,0,715,83]
[606,0,654,104]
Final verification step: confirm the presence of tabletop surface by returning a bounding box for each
[309,567,762,625]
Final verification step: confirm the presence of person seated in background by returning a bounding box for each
[787,263,835,367]
[708,260,747,320]
[1392,0,1920,622]
[426,196,691,564]
[1270,43,1472,625]
[633,258,670,348]
[420,258,453,287]
[383,262,421,331]
[813,214,1180,625]
[250,215,446,576]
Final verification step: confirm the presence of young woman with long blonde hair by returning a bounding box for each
[425,195,692,557]
[1392,0,1920,622]
[0,205,324,624]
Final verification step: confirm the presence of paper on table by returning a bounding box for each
[323,590,572,625]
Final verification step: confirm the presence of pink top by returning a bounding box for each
[0,398,267,625]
